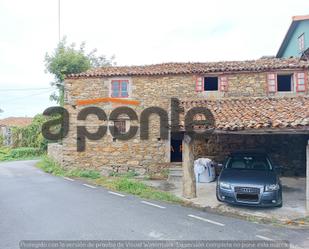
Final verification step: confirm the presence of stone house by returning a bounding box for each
[0,117,33,146]
[58,58,308,182]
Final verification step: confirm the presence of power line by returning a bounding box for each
[0,87,53,92]
[1,89,55,104]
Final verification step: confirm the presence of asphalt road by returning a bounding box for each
[0,160,308,249]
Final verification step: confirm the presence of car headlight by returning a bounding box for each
[219,182,231,190]
[265,184,280,192]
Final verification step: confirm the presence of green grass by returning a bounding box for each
[37,156,183,204]
[109,170,139,178]
[0,147,43,161]
[37,156,101,179]
[94,177,182,203]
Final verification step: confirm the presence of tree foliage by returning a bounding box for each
[45,37,115,105]
[11,114,49,150]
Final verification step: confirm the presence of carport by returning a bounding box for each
[180,97,309,214]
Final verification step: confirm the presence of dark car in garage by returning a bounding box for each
[216,151,282,207]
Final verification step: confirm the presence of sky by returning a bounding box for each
[0,0,308,118]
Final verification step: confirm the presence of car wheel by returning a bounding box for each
[276,202,282,208]
[276,190,283,208]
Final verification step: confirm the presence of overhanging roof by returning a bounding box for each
[67,58,309,79]
[179,96,309,134]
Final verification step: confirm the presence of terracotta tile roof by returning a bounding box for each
[179,96,309,132]
[67,58,309,78]
[0,117,33,127]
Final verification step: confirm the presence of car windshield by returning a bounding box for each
[226,155,272,171]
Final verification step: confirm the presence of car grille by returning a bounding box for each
[234,186,260,194]
[236,194,259,202]
[234,186,260,203]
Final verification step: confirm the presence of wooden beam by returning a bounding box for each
[179,127,309,135]
[189,129,309,135]
[182,134,196,199]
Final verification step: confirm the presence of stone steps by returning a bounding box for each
[167,163,183,182]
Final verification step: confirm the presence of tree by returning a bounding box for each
[45,37,115,105]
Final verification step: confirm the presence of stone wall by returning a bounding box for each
[193,134,309,176]
[48,143,63,165]
[62,70,309,175]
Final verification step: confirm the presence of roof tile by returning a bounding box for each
[180,96,309,132]
[67,58,309,78]
[0,117,33,127]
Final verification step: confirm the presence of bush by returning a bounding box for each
[11,114,49,151]
[0,147,11,161]
[0,147,43,161]
[0,135,4,147]
[9,147,42,159]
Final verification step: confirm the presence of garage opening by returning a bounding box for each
[188,133,309,218]
[194,134,308,176]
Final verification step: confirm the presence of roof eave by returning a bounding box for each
[276,21,299,58]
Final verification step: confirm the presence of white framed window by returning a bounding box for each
[298,33,305,52]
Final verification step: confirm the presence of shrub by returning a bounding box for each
[11,114,49,151]
[0,147,43,161]
[0,135,4,147]
[0,147,10,161]
[8,147,42,159]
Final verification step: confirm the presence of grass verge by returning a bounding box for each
[37,156,183,204]
[0,147,43,162]
[37,156,101,179]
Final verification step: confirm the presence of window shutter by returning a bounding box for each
[267,73,277,93]
[195,76,203,92]
[295,72,306,92]
[219,76,228,92]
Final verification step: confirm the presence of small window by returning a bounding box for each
[204,77,218,91]
[111,80,129,97]
[277,74,292,92]
[114,120,126,134]
[298,33,305,52]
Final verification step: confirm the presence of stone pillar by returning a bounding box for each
[182,134,196,198]
[306,140,309,215]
